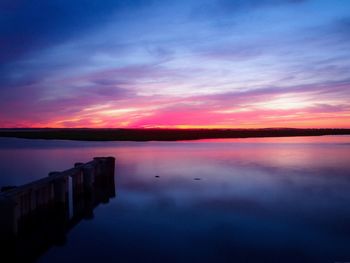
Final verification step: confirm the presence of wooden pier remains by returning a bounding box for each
[0,157,115,262]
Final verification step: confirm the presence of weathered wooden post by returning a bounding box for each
[81,164,95,196]
[106,157,116,198]
[49,172,67,205]
[0,195,17,238]
[93,157,115,202]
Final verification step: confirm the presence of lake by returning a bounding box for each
[0,136,350,262]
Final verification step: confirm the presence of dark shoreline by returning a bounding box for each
[0,128,350,141]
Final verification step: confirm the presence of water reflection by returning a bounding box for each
[0,137,349,262]
[0,157,115,262]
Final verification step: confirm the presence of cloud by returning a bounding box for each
[1,0,350,128]
[0,0,152,66]
[190,0,307,19]
[324,17,350,41]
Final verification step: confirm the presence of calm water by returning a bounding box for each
[1,136,350,262]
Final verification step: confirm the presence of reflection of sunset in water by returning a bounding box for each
[0,136,349,262]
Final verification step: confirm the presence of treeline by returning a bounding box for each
[0,128,350,141]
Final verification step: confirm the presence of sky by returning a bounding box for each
[1,0,350,128]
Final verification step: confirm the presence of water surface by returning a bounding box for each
[0,136,350,262]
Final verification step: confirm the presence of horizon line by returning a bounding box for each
[1,127,350,130]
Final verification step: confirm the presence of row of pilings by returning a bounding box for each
[0,157,115,261]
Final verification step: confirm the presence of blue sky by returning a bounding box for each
[1,0,350,127]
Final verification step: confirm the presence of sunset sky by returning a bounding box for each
[1,0,350,128]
